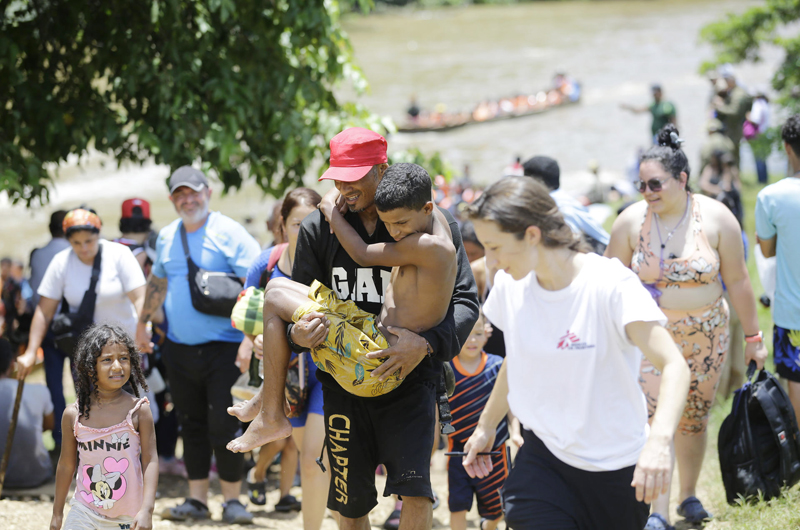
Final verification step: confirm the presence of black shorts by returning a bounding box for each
[503,429,649,530]
[323,379,437,519]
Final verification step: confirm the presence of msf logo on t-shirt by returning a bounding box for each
[557,330,595,351]
[331,267,392,304]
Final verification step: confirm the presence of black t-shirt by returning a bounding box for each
[292,207,480,398]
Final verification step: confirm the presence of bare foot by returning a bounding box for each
[227,394,262,423]
[226,413,292,453]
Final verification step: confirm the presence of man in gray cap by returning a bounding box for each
[136,166,261,524]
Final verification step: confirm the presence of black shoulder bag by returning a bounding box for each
[50,245,102,357]
[180,223,243,318]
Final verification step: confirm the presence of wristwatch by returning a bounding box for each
[744,331,763,343]
[286,323,304,353]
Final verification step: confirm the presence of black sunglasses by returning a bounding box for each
[636,177,669,193]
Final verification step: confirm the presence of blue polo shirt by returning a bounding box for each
[153,211,261,345]
[755,177,800,329]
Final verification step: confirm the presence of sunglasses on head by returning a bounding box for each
[636,177,670,193]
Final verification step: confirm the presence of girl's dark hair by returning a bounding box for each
[641,124,691,191]
[466,176,588,253]
[281,188,322,224]
[73,324,148,420]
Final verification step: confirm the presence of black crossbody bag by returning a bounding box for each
[50,246,102,357]
[180,223,243,318]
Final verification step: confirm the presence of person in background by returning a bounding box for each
[136,166,261,524]
[235,187,326,526]
[0,257,26,351]
[746,89,771,184]
[447,313,508,530]
[620,84,677,144]
[0,337,55,489]
[522,156,610,254]
[265,199,287,249]
[699,119,736,177]
[755,114,800,425]
[460,221,485,264]
[606,125,768,529]
[712,65,753,169]
[502,156,524,177]
[698,150,743,226]
[24,210,70,447]
[16,208,147,383]
[114,198,156,276]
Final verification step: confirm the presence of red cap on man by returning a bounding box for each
[319,127,388,183]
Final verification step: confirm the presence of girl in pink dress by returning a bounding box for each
[50,324,158,530]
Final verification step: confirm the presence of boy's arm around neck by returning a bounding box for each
[419,207,480,363]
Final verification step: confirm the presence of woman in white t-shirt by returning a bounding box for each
[461,176,690,530]
[16,209,147,380]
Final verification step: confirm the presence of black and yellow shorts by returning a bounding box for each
[293,281,403,398]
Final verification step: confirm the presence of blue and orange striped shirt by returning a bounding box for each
[448,351,508,448]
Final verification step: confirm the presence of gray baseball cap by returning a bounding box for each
[169,166,209,194]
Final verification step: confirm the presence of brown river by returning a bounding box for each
[0,0,781,258]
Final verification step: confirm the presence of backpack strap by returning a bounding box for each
[267,243,288,274]
[753,372,800,484]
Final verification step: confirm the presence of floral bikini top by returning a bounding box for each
[630,195,720,299]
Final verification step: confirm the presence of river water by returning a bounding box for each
[0,0,782,257]
[344,0,780,191]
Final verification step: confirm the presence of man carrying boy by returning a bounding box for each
[755,114,800,424]
[231,128,480,530]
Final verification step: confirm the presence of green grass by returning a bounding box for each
[603,172,800,529]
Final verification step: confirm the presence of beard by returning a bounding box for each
[180,203,209,225]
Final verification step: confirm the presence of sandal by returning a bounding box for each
[644,513,674,530]
[677,496,712,523]
[383,508,401,530]
[247,480,267,506]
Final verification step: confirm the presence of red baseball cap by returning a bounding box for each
[319,127,388,182]
[121,198,151,220]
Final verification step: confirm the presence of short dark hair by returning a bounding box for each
[641,124,691,191]
[459,221,483,250]
[0,338,12,374]
[49,210,67,238]
[119,217,152,234]
[375,163,432,212]
[782,114,800,158]
[522,156,560,191]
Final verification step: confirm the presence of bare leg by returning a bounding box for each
[338,514,371,530]
[253,439,288,483]
[279,436,299,498]
[649,443,675,524]
[788,381,800,428]
[675,430,706,502]
[295,414,335,530]
[449,511,467,530]
[482,516,502,530]
[227,279,317,453]
[399,496,432,530]
[188,478,210,506]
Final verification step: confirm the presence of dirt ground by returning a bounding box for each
[0,449,487,530]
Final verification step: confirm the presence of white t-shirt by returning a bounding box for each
[483,253,666,471]
[38,239,146,336]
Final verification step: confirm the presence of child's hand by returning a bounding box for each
[49,514,63,530]
[319,188,341,226]
[131,510,153,530]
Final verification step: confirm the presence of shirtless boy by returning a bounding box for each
[227,163,457,453]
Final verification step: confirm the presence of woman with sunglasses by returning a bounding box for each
[606,125,767,530]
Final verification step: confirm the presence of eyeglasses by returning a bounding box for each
[635,177,670,193]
